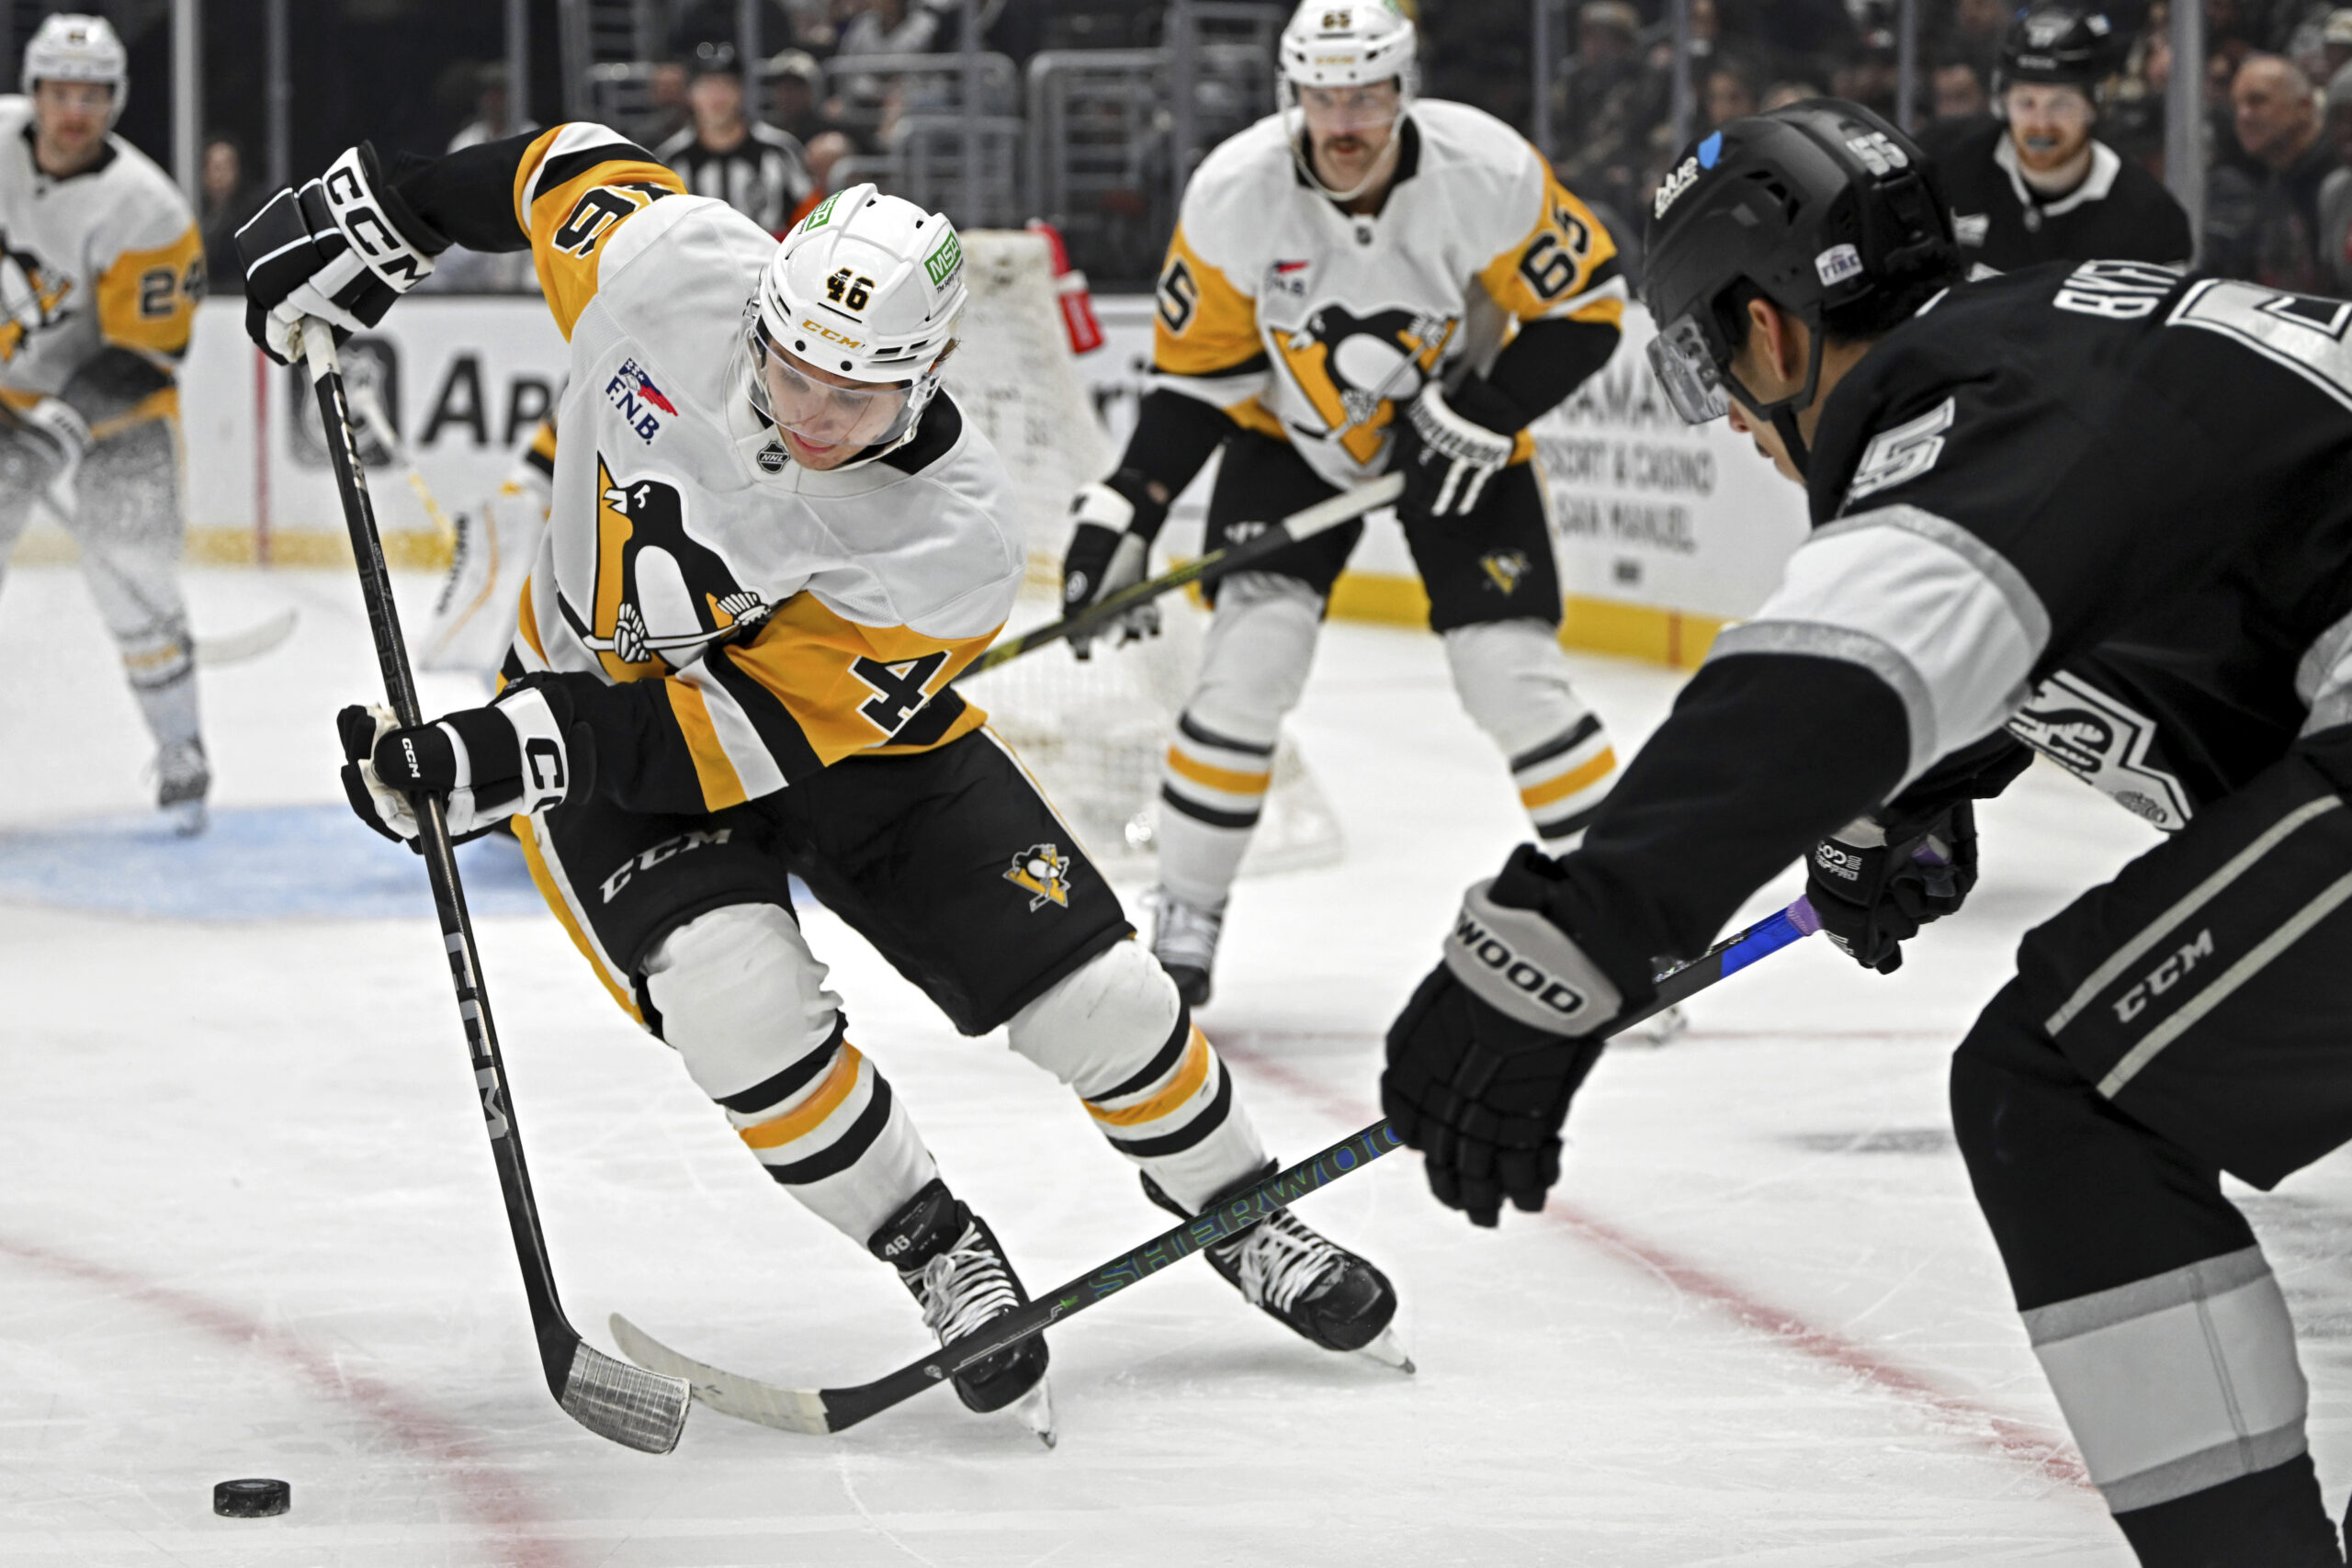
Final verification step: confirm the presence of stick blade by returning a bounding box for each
[558,1336,691,1453]
[610,1314,836,1435]
[196,608,300,668]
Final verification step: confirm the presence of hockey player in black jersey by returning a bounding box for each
[1384,99,2352,1564]
[1918,2,2190,270]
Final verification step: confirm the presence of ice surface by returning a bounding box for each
[4,563,2349,1565]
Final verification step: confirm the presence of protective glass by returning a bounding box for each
[745,318,914,449]
[1647,312,1731,425]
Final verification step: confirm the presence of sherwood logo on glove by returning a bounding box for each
[1449,910,1589,1019]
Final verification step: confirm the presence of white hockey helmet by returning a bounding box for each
[744,183,967,460]
[21,13,127,125]
[1277,2,1419,201]
[1277,2,1419,101]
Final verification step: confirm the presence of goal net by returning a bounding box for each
[943,231,1342,878]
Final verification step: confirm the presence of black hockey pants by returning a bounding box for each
[1952,727,2352,1567]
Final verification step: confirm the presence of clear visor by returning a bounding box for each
[745,317,916,450]
[1293,82,1403,138]
[1647,311,1732,425]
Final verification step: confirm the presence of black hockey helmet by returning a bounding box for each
[1996,3,2119,96]
[1641,99,1958,471]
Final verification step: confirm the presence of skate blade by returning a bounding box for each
[1354,1326,1415,1374]
[1008,1376,1057,1449]
[165,800,208,837]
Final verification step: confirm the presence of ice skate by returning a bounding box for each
[868,1179,1055,1444]
[1145,1166,1410,1371]
[1148,886,1224,1009]
[155,738,209,837]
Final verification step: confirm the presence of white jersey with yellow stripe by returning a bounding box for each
[0,96,201,420]
[1153,98,1624,489]
[490,124,1023,817]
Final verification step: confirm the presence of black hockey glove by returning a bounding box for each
[1804,798,1977,974]
[1382,845,1629,1226]
[1060,468,1166,658]
[238,143,445,365]
[1391,378,1523,521]
[336,679,577,849]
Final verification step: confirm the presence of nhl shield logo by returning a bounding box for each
[1004,843,1072,910]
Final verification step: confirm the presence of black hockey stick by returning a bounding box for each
[297,320,690,1455]
[613,893,1826,1435]
[955,470,1406,682]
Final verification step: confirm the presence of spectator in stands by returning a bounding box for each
[1932,57,1993,123]
[786,130,855,230]
[2206,53,2335,287]
[1555,1,1657,227]
[766,49,836,144]
[198,134,261,299]
[1832,7,1903,120]
[1761,78,1826,109]
[2315,61,2352,288]
[447,62,534,152]
[2324,9,2352,76]
[1952,0,2012,75]
[836,0,946,58]
[659,42,813,235]
[1704,58,1761,128]
[637,60,694,150]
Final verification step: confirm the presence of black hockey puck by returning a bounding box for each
[212,1478,290,1517]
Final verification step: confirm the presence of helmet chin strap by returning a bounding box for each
[1726,326,1828,481]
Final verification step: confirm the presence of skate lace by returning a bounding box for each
[1151,889,1224,967]
[915,1224,1022,1344]
[1224,1210,1344,1314]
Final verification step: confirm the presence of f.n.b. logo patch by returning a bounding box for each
[1004,843,1072,910]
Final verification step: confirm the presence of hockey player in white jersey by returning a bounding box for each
[1060,0,1634,1007]
[238,128,1405,1436]
[0,16,209,830]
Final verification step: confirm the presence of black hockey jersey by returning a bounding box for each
[1922,118,2191,271]
[1551,260,2352,990]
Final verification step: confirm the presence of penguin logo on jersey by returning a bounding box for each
[1004,843,1072,910]
[1272,304,1456,466]
[557,456,771,679]
[0,234,74,361]
[1480,550,1532,595]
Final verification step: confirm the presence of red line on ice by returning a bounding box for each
[0,1232,582,1567]
[1215,1036,2092,1493]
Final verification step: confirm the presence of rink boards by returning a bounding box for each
[18,294,1808,670]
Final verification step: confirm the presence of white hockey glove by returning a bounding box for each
[334,682,574,849]
[237,143,440,365]
[1060,477,1162,659]
[1395,380,1521,521]
[7,395,89,518]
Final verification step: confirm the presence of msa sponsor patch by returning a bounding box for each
[1004,842,1072,910]
[2007,669,2194,829]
